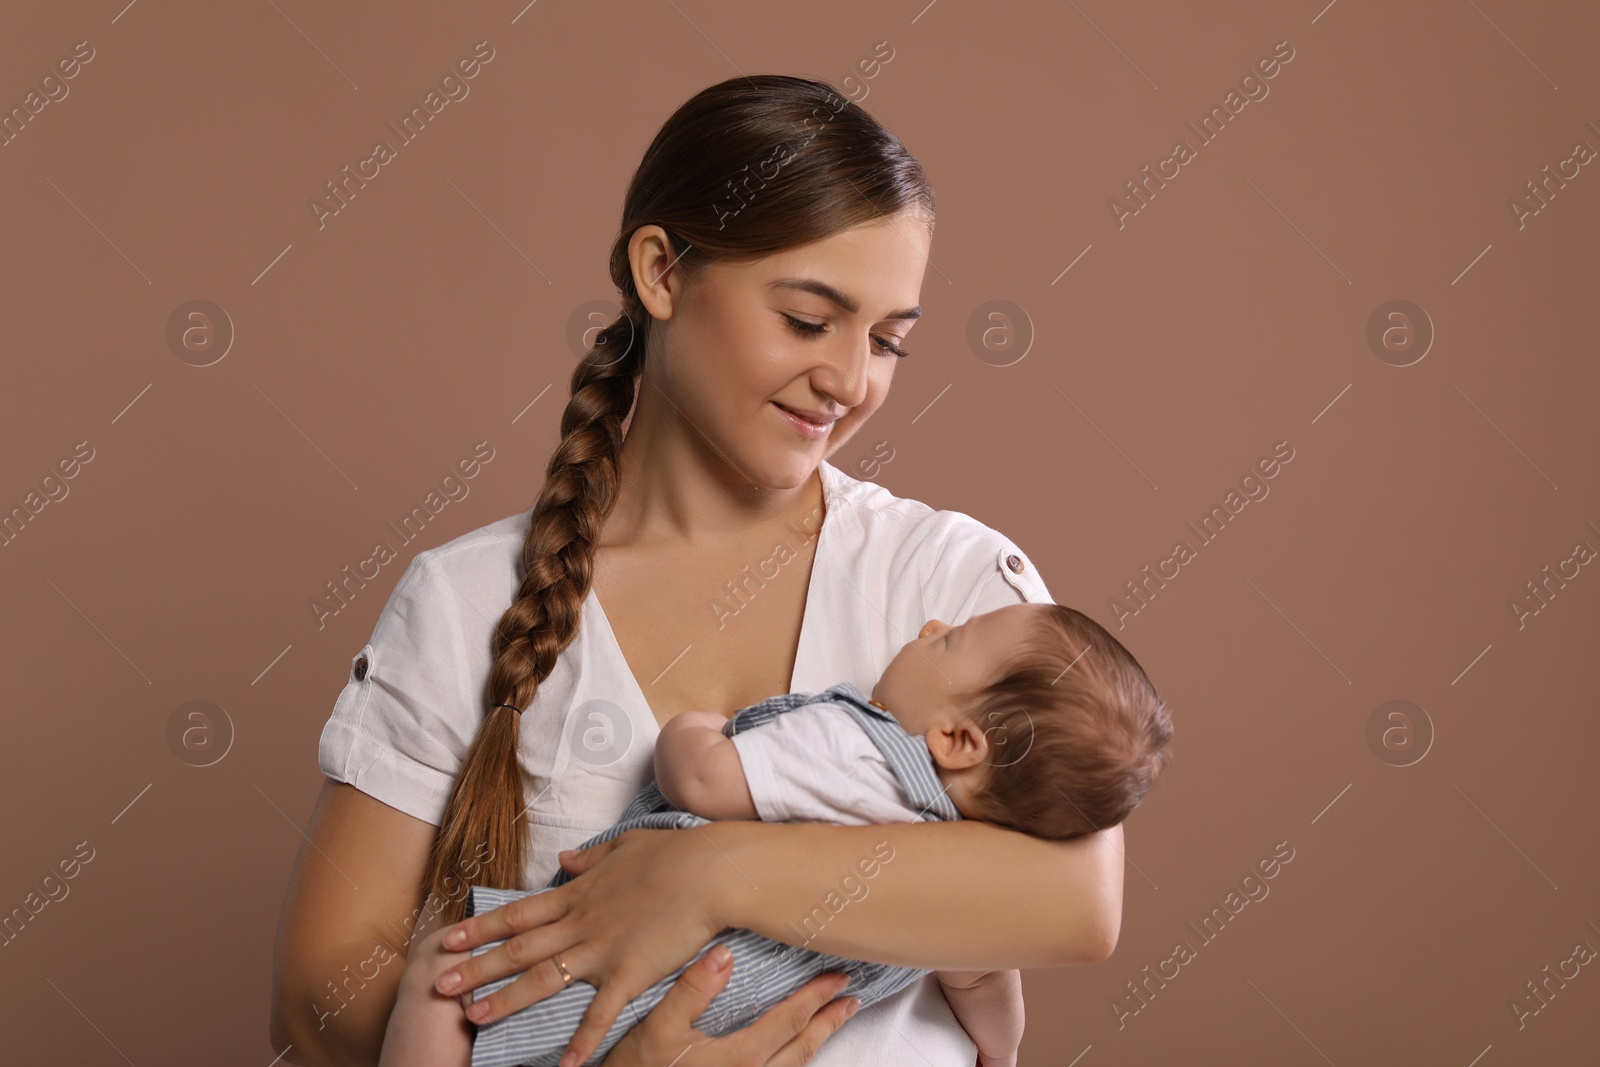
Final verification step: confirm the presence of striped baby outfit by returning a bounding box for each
[463,680,961,1067]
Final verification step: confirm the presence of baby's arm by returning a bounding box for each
[654,710,759,820]
[935,968,1025,1067]
[376,924,475,1067]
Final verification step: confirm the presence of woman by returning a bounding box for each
[270,74,1123,1067]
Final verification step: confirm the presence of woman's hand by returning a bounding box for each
[598,942,860,1066]
[434,824,756,1066]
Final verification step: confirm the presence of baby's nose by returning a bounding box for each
[920,619,946,638]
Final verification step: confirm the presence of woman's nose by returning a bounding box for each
[813,337,873,409]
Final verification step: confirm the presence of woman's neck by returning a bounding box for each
[605,417,824,550]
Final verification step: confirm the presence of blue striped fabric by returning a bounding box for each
[462,681,961,1067]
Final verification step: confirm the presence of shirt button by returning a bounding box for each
[353,655,369,681]
[1006,553,1025,574]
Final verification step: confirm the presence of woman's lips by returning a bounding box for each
[772,402,833,439]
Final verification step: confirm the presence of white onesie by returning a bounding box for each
[729,699,930,824]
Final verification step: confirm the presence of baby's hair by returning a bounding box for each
[958,604,1173,840]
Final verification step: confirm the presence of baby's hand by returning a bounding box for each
[378,925,477,1067]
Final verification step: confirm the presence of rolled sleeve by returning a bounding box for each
[921,515,1058,626]
[316,551,484,826]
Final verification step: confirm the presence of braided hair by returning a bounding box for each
[422,73,935,924]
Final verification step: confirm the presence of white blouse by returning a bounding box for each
[318,458,1058,1066]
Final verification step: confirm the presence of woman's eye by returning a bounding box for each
[781,313,828,336]
[779,314,909,358]
[873,334,910,358]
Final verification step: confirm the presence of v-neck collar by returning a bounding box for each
[585,461,845,736]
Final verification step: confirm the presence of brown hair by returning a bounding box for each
[959,604,1173,840]
[421,74,936,925]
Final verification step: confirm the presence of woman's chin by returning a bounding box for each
[737,445,825,490]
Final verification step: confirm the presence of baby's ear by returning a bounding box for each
[930,720,990,770]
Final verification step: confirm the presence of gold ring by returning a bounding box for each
[551,953,575,987]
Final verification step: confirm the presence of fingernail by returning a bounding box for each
[558,1052,576,1067]
[444,928,465,948]
[438,971,460,994]
[844,997,861,1018]
[708,945,732,971]
[468,1001,491,1022]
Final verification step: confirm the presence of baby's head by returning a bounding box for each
[871,602,1172,840]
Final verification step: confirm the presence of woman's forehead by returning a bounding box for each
[720,222,931,314]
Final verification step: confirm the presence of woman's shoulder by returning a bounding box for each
[316,507,538,826]
[823,461,1053,603]
[826,459,984,547]
[397,506,533,601]
[422,506,533,566]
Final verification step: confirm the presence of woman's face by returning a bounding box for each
[633,211,933,490]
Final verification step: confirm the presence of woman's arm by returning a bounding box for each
[650,711,1116,967]
[435,817,1120,1065]
[269,779,441,1067]
[698,818,1123,969]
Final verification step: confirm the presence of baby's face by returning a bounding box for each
[872,603,1043,735]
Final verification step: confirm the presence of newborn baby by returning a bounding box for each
[380,601,1173,1067]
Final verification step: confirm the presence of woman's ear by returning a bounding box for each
[629,224,682,322]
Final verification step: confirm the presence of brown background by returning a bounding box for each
[2,0,1596,1063]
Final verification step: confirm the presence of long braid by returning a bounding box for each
[416,71,935,929]
[423,305,645,927]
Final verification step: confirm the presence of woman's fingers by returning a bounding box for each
[596,946,734,1066]
[556,836,617,876]
[653,944,733,1024]
[435,918,575,1001]
[443,885,567,950]
[740,971,858,1067]
[557,962,649,1067]
[593,954,856,1067]
[463,948,578,1025]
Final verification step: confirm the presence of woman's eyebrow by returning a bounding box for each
[767,277,922,321]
